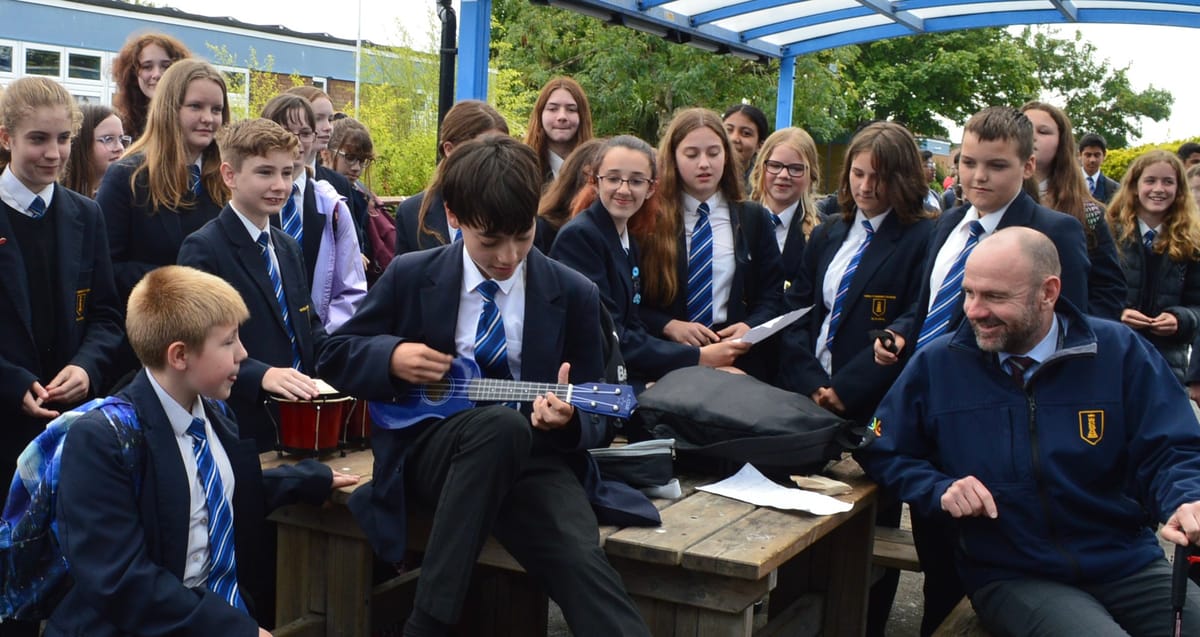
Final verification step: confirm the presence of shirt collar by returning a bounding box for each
[999,313,1061,367]
[145,369,207,438]
[775,200,801,228]
[1138,218,1162,237]
[230,203,270,239]
[1083,167,1101,180]
[294,169,308,198]
[682,191,724,215]
[460,243,523,296]
[548,151,565,178]
[963,196,1016,235]
[857,208,891,231]
[0,166,54,213]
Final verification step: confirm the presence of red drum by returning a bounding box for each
[267,380,353,457]
[342,399,372,449]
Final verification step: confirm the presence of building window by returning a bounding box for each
[25,49,61,76]
[0,45,12,74]
[217,66,250,118]
[68,52,102,81]
[312,77,327,92]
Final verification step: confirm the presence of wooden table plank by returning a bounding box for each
[680,479,876,580]
[605,491,756,565]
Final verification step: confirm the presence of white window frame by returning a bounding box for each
[215,64,251,118]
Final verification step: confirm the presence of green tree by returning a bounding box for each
[1023,27,1173,149]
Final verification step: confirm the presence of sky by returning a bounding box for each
[155,0,1196,146]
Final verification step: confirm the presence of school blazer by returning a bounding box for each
[888,191,1092,343]
[779,206,811,289]
[777,213,934,423]
[96,155,223,300]
[1092,172,1121,205]
[0,187,123,464]
[178,207,329,451]
[49,370,331,636]
[269,180,326,287]
[551,200,699,380]
[640,200,786,335]
[317,244,616,562]
[394,190,448,256]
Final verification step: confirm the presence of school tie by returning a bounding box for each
[1144,229,1157,250]
[189,165,203,197]
[1005,355,1036,387]
[770,214,783,228]
[281,184,303,245]
[826,220,876,349]
[474,280,512,380]
[186,417,248,613]
[1087,175,1096,195]
[454,228,462,243]
[687,202,714,327]
[26,195,46,219]
[257,232,303,370]
[916,221,985,349]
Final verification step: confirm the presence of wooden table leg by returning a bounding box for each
[820,498,876,637]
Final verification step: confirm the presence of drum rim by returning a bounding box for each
[269,394,354,404]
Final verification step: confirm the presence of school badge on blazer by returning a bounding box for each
[864,294,895,321]
[75,288,90,321]
[1079,410,1104,445]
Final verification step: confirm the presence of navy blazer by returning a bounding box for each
[551,200,699,380]
[178,207,329,451]
[778,206,811,290]
[0,186,123,471]
[640,200,786,335]
[777,212,934,423]
[1091,172,1121,205]
[317,244,616,562]
[96,155,223,301]
[1081,212,1127,321]
[50,370,331,636]
[394,190,448,256]
[889,191,1091,343]
[268,179,325,287]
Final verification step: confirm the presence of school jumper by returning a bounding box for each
[177,207,329,452]
[317,244,649,636]
[0,181,123,475]
[48,370,331,636]
[551,199,698,381]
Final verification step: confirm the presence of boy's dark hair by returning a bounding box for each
[964,106,1034,162]
[1078,133,1108,153]
[921,149,933,161]
[442,135,539,236]
[1178,142,1200,161]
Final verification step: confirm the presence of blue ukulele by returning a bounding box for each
[368,357,637,430]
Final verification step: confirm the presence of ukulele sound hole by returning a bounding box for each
[423,384,449,404]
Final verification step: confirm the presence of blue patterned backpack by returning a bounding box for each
[0,396,143,621]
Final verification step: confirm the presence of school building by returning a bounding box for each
[0,0,396,113]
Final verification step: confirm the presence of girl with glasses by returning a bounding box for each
[749,127,824,289]
[261,94,366,332]
[62,104,127,197]
[551,136,750,384]
[636,107,785,380]
[323,116,396,285]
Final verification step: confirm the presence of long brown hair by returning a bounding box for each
[538,137,607,230]
[750,127,821,240]
[111,32,191,140]
[837,122,929,225]
[523,77,593,180]
[638,108,743,307]
[417,100,509,244]
[62,104,117,196]
[1107,150,1200,262]
[125,58,230,212]
[1020,101,1100,243]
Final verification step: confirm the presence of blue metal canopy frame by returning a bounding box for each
[458,0,1200,128]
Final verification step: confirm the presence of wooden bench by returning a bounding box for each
[931,597,990,636]
[871,526,920,572]
[266,449,878,637]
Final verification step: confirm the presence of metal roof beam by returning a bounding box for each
[856,0,927,32]
[692,0,798,26]
[740,6,875,40]
[1049,0,1079,21]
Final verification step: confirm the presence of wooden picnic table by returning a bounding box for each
[265,449,877,636]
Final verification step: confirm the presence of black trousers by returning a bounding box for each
[403,405,649,637]
[911,511,965,636]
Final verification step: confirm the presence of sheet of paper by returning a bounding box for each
[697,463,853,515]
[738,306,812,344]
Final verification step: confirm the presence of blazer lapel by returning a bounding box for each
[589,205,634,305]
[52,190,85,349]
[222,210,290,336]
[782,209,808,274]
[521,250,564,382]
[274,230,313,363]
[421,245,463,353]
[844,214,901,311]
[0,209,33,340]
[301,184,324,266]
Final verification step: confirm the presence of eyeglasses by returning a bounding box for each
[294,130,316,142]
[335,150,374,168]
[763,160,807,177]
[96,134,132,149]
[596,174,653,190]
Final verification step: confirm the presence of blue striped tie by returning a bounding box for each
[1144,229,1157,250]
[916,221,985,349]
[770,214,783,228]
[189,165,203,197]
[186,418,247,613]
[474,280,512,379]
[281,184,303,245]
[826,219,876,348]
[687,202,714,326]
[26,195,46,219]
[257,232,303,370]
[455,228,462,243]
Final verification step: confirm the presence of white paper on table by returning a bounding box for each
[737,306,812,344]
[697,463,853,515]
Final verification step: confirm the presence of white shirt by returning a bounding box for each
[683,192,735,325]
[1137,219,1163,244]
[548,151,565,180]
[455,246,527,378]
[146,370,236,589]
[926,196,1018,312]
[231,205,285,277]
[815,210,890,373]
[772,200,800,253]
[292,169,308,210]
[0,166,54,217]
